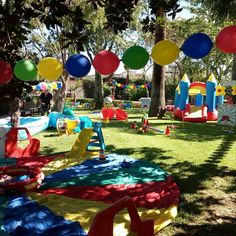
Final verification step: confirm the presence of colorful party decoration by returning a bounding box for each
[33,81,63,91]
[0,60,13,84]
[14,59,38,81]
[65,54,91,77]
[122,45,149,69]
[181,33,213,59]
[93,50,120,75]
[2,26,235,86]
[35,84,41,90]
[112,80,151,90]
[215,26,236,53]
[216,85,226,96]
[40,82,47,91]
[0,153,179,236]
[38,57,63,81]
[47,84,52,90]
[51,82,58,90]
[57,81,63,89]
[151,40,180,65]
[231,85,236,96]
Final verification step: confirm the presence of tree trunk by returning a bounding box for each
[9,97,21,127]
[148,64,166,117]
[94,72,104,109]
[53,75,68,113]
[232,53,236,80]
[148,7,166,117]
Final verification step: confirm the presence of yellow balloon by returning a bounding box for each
[151,40,180,65]
[38,57,63,81]
[51,82,58,89]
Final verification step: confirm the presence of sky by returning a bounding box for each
[87,0,192,76]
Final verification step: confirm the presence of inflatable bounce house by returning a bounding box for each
[174,73,223,122]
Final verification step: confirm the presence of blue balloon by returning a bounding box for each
[181,33,213,59]
[65,54,91,77]
[57,82,63,89]
[35,84,41,90]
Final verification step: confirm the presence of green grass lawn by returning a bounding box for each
[32,109,236,235]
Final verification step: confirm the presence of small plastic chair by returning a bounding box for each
[115,109,128,120]
[5,127,40,158]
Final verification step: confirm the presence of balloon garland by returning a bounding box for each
[33,81,63,91]
[111,80,151,90]
[0,25,235,85]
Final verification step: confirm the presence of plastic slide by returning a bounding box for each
[148,126,165,134]
[67,128,93,159]
[183,105,208,123]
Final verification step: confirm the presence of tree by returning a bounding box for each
[0,0,43,116]
[82,3,135,109]
[195,0,236,80]
[0,0,90,117]
[1,0,142,114]
[1,0,182,117]
[88,1,182,115]
[139,0,182,117]
[83,0,146,109]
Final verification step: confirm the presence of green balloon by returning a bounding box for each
[122,45,149,69]
[14,59,38,81]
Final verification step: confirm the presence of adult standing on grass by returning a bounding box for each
[39,89,53,116]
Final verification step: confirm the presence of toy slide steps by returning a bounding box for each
[86,122,106,155]
[67,128,93,159]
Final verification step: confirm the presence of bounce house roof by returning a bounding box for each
[189,82,206,95]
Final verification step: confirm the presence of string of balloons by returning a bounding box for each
[111,80,151,90]
[33,81,63,91]
[0,25,235,85]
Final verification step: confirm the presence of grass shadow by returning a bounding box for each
[170,222,236,236]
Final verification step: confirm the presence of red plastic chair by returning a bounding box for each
[5,127,40,158]
[115,109,128,120]
[101,108,115,120]
[88,196,154,236]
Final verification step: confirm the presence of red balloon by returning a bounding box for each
[93,50,120,75]
[0,60,13,84]
[216,26,236,53]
